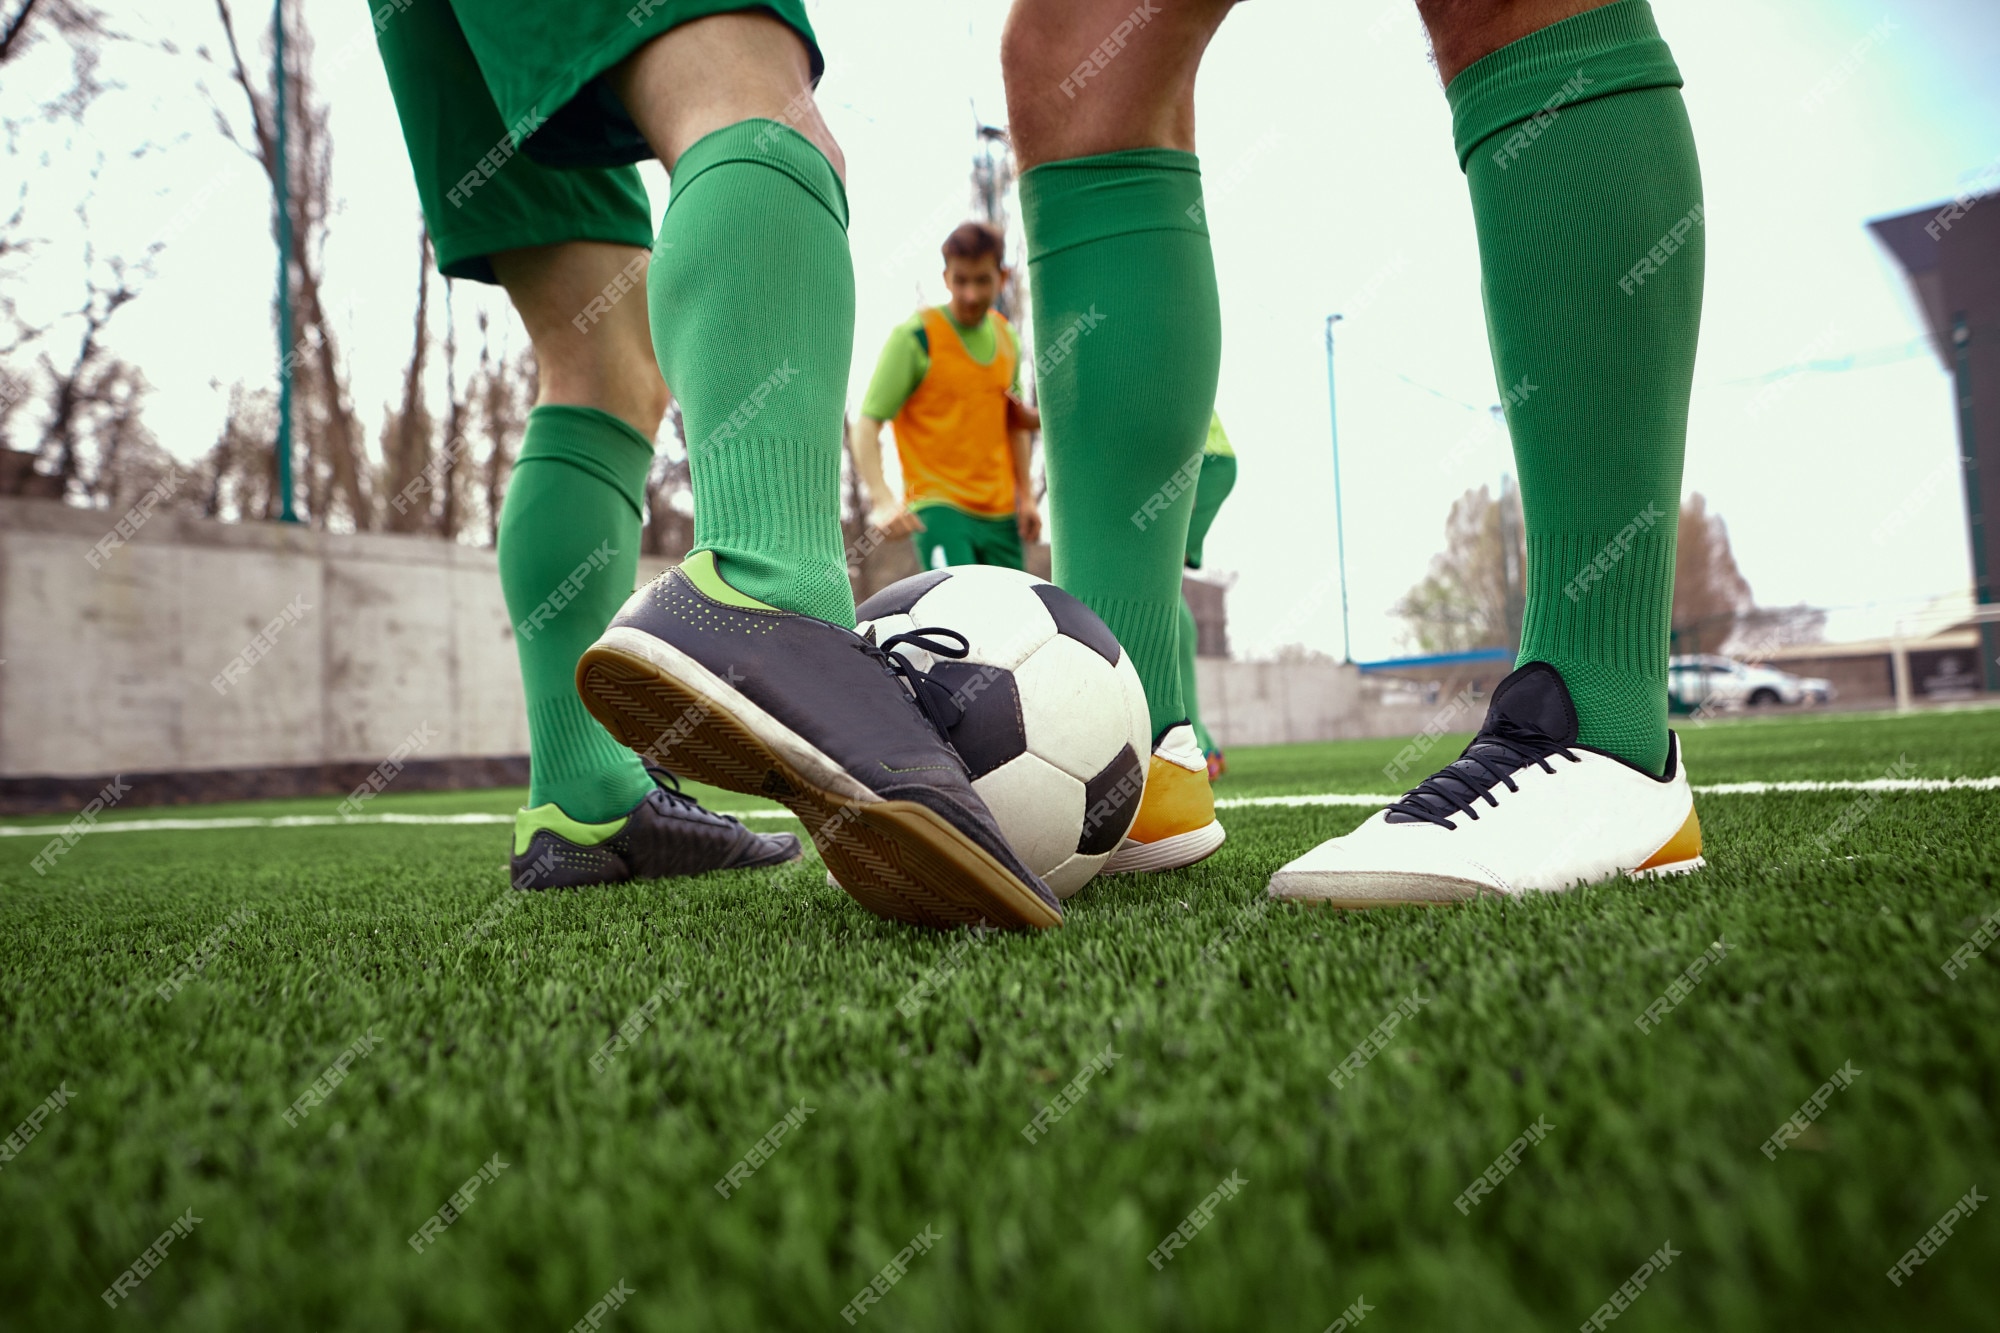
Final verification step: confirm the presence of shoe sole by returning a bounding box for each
[1268,853,1708,908]
[1102,820,1227,875]
[577,628,1061,931]
[1627,854,1705,880]
[1265,871,1487,908]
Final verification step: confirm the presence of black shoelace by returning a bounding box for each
[858,627,972,737]
[642,763,717,818]
[1385,714,1581,830]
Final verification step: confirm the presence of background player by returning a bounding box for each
[851,221,1041,571]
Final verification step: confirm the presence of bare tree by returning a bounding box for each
[1664,494,1826,657]
[379,226,433,533]
[197,383,280,521]
[0,188,27,338]
[0,0,121,112]
[205,0,370,528]
[0,361,32,445]
[1671,492,1755,656]
[435,278,465,539]
[32,232,148,488]
[66,359,175,510]
[1395,482,1527,654]
[1,2,174,503]
[475,314,534,546]
[0,0,40,62]
[641,399,693,559]
[1728,603,1826,659]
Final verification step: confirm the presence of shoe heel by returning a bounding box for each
[577,644,765,796]
[579,629,875,808]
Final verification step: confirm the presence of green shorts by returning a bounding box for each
[911,503,1026,572]
[370,0,821,283]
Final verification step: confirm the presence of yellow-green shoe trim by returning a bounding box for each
[680,549,780,612]
[513,803,626,858]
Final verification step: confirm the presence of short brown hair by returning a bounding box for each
[941,221,1005,267]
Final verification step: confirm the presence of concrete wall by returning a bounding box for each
[1196,658,1436,747]
[0,497,1428,794]
[0,497,686,783]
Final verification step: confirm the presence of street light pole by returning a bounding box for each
[273,0,297,522]
[1324,313,1352,663]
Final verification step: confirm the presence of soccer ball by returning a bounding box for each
[856,566,1151,899]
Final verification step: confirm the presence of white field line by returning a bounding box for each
[1221,775,2000,809]
[0,811,790,838]
[0,812,519,837]
[1691,777,2000,795]
[1,776,1996,840]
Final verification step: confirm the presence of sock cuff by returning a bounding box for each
[1020,148,1207,262]
[689,436,841,534]
[1524,656,1668,773]
[525,691,651,818]
[515,405,656,520]
[688,435,853,623]
[668,119,849,229]
[1520,528,1676,676]
[1447,0,1682,170]
[1078,593,1185,728]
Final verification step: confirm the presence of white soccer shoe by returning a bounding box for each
[1266,663,1704,907]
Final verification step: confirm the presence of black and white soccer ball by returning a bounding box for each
[857,566,1151,899]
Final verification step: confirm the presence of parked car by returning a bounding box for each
[1668,654,1834,711]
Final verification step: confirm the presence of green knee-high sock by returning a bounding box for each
[650,121,856,626]
[1021,150,1221,738]
[1451,0,1703,775]
[498,405,658,821]
[1176,595,1214,754]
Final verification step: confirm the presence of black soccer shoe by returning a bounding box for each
[509,768,802,891]
[574,552,1063,930]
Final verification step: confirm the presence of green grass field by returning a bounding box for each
[3,707,1997,1331]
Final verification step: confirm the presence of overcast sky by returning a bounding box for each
[11,0,2000,661]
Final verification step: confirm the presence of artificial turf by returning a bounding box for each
[2,707,1996,1330]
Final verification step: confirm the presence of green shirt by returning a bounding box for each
[1204,411,1234,457]
[860,307,1022,421]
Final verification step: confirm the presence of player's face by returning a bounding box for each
[944,255,1004,325]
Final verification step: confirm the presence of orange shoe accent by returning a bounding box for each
[1636,805,1702,871]
[1127,754,1216,844]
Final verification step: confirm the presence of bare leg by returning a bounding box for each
[593,6,859,625]
[607,11,841,178]
[1416,0,1617,83]
[486,242,667,829]
[1001,0,1233,169]
[997,0,1231,867]
[491,241,668,438]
